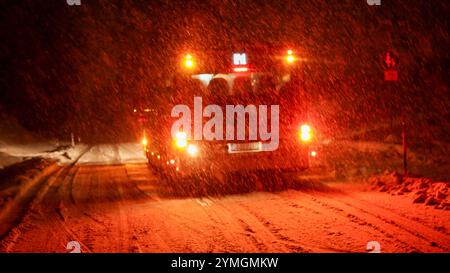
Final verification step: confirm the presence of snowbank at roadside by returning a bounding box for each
[0,110,76,168]
[0,158,55,209]
[0,143,91,169]
[0,143,58,168]
[0,109,92,168]
[369,171,450,210]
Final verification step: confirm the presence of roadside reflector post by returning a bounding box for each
[383,50,406,176]
[402,115,407,176]
[71,132,75,147]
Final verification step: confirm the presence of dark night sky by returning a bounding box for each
[0,0,448,142]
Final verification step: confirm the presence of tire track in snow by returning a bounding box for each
[194,197,271,252]
[298,191,448,252]
[0,145,93,252]
[356,195,450,237]
[115,167,144,253]
[233,199,321,252]
[277,191,420,252]
[235,193,380,253]
[320,194,450,251]
[213,196,302,252]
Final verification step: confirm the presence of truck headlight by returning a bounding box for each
[186,144,199,157]
[175,131,188,148]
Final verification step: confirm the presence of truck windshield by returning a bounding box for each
[207,73,279,104]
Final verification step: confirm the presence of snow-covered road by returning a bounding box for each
[0,143,449,253]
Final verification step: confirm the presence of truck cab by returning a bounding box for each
[136,50,316,192]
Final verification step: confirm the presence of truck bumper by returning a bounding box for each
[146,141,310,178]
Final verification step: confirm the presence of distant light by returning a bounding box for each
[157,155,161,160]
[287,49,293,55]
[310,150,317,157]
[169,159,175,165]
[141,137,148,146]
[233,67,249,72]
[144,108,151,112]
[133,108,137,113]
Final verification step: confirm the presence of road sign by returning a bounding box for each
[383,50,406,175]
[383,51,398,69]
[384,51,399,81]
[384,69,398,81]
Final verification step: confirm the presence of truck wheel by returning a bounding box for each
[147,159,159,174]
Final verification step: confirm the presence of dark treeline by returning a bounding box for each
[0,0,448,142]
